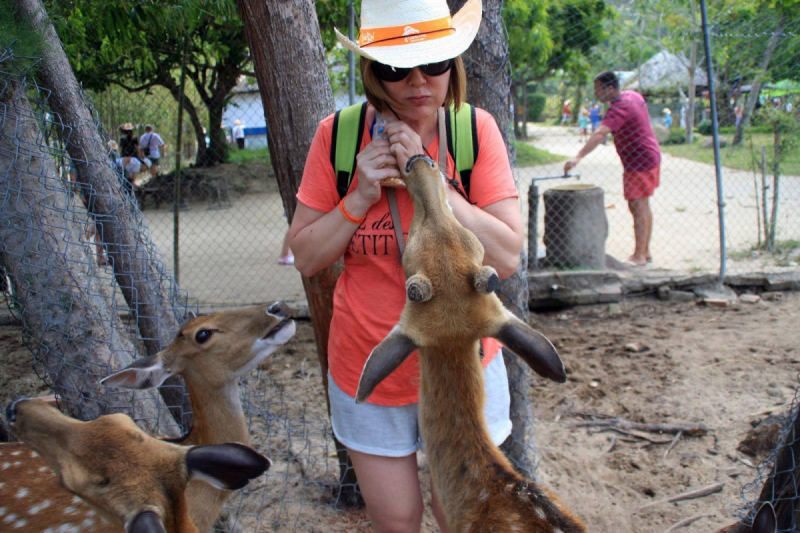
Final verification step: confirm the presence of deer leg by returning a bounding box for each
[407,274,433,302]
[474,266,500,294]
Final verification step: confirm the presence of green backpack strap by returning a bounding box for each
[331,102,368,200]
[444,103,479,200]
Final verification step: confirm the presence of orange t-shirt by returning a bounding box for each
[297,105,519,406]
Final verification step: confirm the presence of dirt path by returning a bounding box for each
[521,124,800,273]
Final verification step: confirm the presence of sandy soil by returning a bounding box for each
[3,291,798,532]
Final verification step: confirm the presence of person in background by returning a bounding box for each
[232,119,245,150]
[561,99,571,125]
[139,125,165,179]
[662,108,672,128]
[589,102,601,132]
[288,0,523,529]
[734,105,744,128]
[578,108,589,141]
[564,71,661,267]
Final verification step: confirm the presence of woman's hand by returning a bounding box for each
[350,139,402,214]
[383,121,425,174]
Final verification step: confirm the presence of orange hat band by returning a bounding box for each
[358,16,455,48]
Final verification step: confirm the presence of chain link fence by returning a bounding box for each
[2,0,800,530]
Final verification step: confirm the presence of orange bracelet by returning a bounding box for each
[338,198,367,225]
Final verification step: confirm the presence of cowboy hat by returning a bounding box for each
[119,122,134,131]
[335,0,482,69]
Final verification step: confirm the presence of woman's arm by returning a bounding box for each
[289,139,402,277]
[446,191,523,279]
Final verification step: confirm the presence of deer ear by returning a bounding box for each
[126,510,166,533]
[752,502,777,533]
[493,313,566,383]
[101,355,172,390]
[186,443,270,490]
[356,326,417,403]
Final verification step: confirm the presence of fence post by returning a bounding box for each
[699,0,727,282]
[348,1,356,106]
[174,34,189,285]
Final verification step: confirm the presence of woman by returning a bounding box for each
[289,0,523,530]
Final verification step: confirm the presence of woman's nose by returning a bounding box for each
[406,67,426,85]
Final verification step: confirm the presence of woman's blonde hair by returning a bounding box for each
[360,56,468,113]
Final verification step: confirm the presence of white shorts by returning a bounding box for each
[117,157,141,175]
[328,351,512,457]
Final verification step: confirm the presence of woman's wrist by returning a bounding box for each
[344,192,371,219]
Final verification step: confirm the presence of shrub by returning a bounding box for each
[527,93,547,122]
[663,128,687,145]
[696,120,713,136]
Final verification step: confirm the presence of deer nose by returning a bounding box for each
[5,396,30,424]
[266,301,290,319]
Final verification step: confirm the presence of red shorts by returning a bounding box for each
[623,167,660,201]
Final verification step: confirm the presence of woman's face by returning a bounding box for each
[381,67,451,125]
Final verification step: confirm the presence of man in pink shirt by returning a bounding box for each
[565,71,661,267]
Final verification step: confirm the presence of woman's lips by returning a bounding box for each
[407,95,430,105]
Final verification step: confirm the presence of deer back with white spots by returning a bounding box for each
[356,156,586,532]
[4,397,269,533]
[0,302,295,532]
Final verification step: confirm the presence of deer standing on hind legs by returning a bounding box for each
[357,156,586,533]
[5,397,269,533]
[0,302,295,532]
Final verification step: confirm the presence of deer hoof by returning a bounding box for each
[475,266,500,294]
[407,275,433,302]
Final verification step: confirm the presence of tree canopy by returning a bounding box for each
[47,0,249,166]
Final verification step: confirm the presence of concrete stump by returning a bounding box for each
[543,184,608,269]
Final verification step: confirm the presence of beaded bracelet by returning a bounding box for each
[338,198,366,225]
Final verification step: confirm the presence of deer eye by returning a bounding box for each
[97,476,111,487]
[195,330,213,344]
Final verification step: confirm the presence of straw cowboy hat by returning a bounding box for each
[119,122,134,131]
[335,0,482,69]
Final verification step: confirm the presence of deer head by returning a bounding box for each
[356,156,566,403]
[101,302,295,392]
[5,397,269,533]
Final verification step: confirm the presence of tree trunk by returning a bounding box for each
[733,16,786,146]
[237,0,363,508]
[461,0,535,478]
[16,0,188,426]
[0,75,177,435]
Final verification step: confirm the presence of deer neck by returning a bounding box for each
[418,342,505,472]
[407,172,451,226]
[182,379,249,447]
[168,496,200,533]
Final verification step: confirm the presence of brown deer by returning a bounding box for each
[0,302,295,532]
[356,156,586,532]
[5,396,269,533]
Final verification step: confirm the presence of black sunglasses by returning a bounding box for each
[371,59,454,83]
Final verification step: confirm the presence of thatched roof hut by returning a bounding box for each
[623,50,709,94]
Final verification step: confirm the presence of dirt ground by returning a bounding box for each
[3,291,799,532]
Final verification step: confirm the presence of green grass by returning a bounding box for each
[227,146,272,166]
[730,239,800,264]
[661,133,800,176]
[515,142,568,167]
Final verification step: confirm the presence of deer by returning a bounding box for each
[4,396,269,533]
[0,301,296,532]
[356,155,586,533]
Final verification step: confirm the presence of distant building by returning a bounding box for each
[223,75,366,150]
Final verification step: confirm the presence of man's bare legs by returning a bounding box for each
[627,196,652,266]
